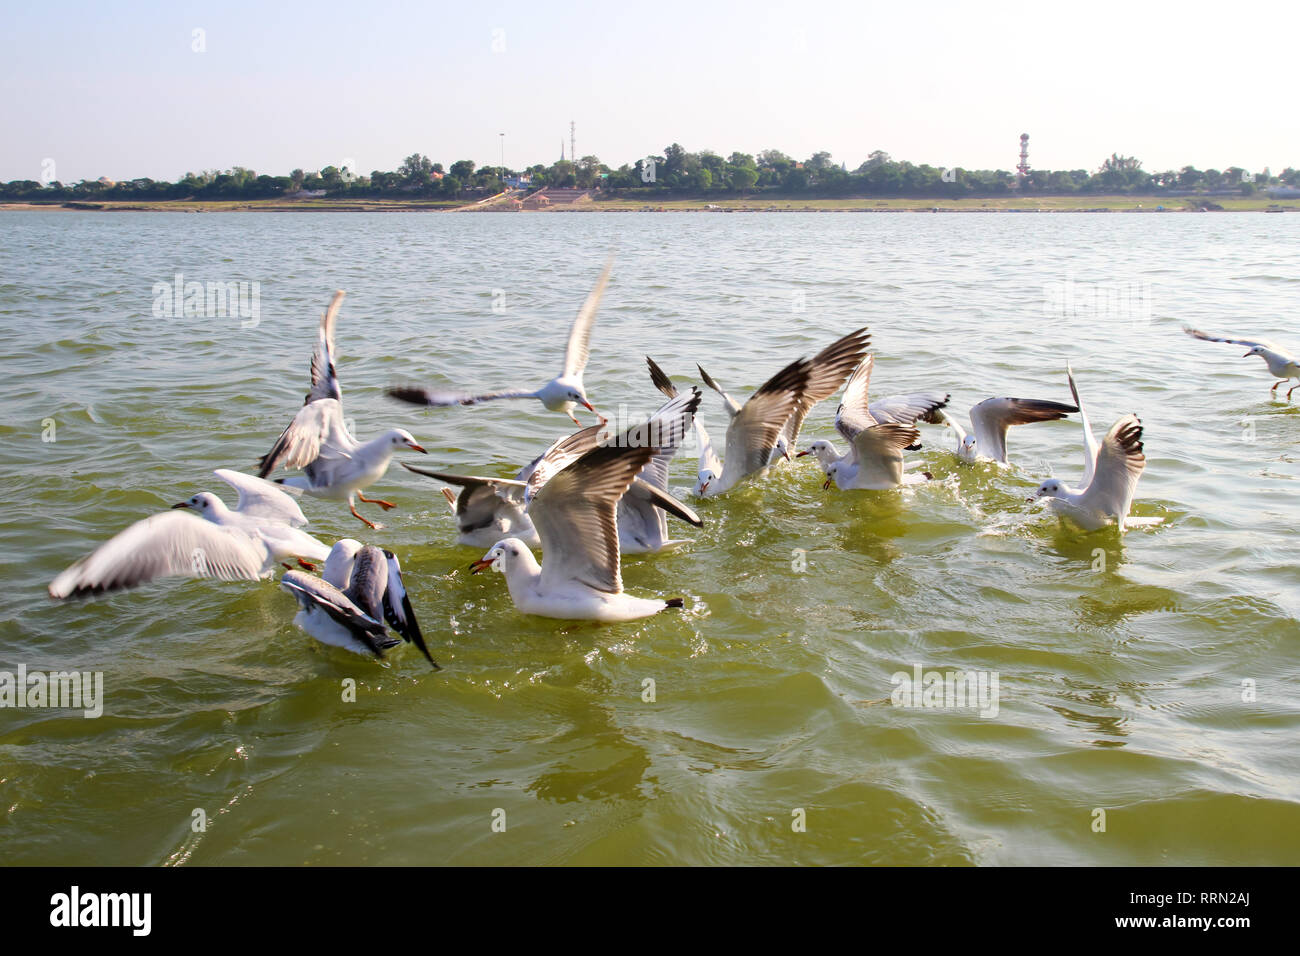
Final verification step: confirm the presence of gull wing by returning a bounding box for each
[968,397,1078,464]
[257,397,354,478]
[1183,326,1283,353]
[308,291,345,404]
[849,423,921,488]
[49,511,268,599]
[386,385,539,408]
[1067,363,1100,488]
[401,464,529,503]
[562,256,613,378]
[697,365,743,418]
[1077,415,1146,525]
[646,356,678,399]
[835,355,877,446]
[382,550,438,669]
[214,468,309,528]
[524,424,609,502]
[868,390,952,426]
[281,570,396,658]
[630,387,702,492]
[721,359,811,484]
[531,441,657,595]
[781,327,872,448]
[629,479,703,527]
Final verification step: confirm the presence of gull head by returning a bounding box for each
[823,462,840,490]
[771,436,791,463]
[961,435,978,456]
[693,470,716,497]
[1243,345,1265,359]
[540,378,596,415]
[470,538,526,575]
[172,491,224,520]
[388,429,427,454]
[1029,478,1064,502]
[798,440,834,467]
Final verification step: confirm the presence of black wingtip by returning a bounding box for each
[666,597,685,609]
[386,386,432,406]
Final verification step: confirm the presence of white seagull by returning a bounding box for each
[388,259,613,426]
[49,470,330,599]
[798,354,950,474]
[257,291,427,529]
[1183,326,1300,400]
[280,540,437,666]
[468,397,699,621]
[937,395,1078,465]
[1028,365,1150,532]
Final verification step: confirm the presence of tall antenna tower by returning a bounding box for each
[570,121,576,165]
[1016,133,1030,181]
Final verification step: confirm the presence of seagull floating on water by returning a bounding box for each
[49,470,330,599]
[1028,364,1151,532]
[281,539,437,666]
[256,291,427,529]
[468,393,699,621]
[1183,326,1300,400]
[937,395,1077,465]
[388,259,613,426]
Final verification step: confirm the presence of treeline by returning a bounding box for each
[4,146,1298,202]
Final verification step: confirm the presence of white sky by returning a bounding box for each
[3,0,1296,183]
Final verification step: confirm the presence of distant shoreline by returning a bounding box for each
[1,196,1295,214]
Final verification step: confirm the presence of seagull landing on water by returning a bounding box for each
[387,258,613,427]
[1183,326,1300,400]
[937,395,1078,465]
[1027,364,1154,532]
[797,353,950,475]
[692,327,871,496]
[48,470,330,599]
[256,291,427,530]
[467,391,701,622]
[280,540,438,667]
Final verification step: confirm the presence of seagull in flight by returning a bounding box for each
[798,353,950,474]
[387,259,613,426]
[1183,326,1300,400]
[280,540,437,666]
[467,393,699,621]
[256,291,427,529]
[1028,364,1151,532]
[49,470,330,599]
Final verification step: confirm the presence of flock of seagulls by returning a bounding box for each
[46,262,1298,665]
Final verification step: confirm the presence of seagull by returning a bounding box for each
[403,401,701,553]
[48,470,330,599]
[690,328,871,497]
[280,540,437,666]
[387,259,613,426]
[256,291,427,529]
[1027,365,1149,532]
[697,327,872,456]
[823,423,931,490]
[644,358,722,498]
[936,395,1078,465]
[1183,326,1300,400]
[797,354,950,473]
[467,396,699,621]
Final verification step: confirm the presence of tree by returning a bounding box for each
[730,166,758,194]
[448,159,476,181]
[399,153,433,186]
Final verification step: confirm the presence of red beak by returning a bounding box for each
[468,557,493,574]
[407,442,428,454]
[822,477,832,491]
[795,450,811,458]
[581,400,595,412]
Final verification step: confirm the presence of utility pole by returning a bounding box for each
[499,132,505,184]
[570,121,576,168]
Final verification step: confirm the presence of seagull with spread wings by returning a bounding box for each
[256,291,427,529]
[467,395,699,621]
[387,259,613,426]
[280,539,437,667]
[1028,364,1152,532]
[48,470,330,599]
[1183,326,1300,400]
[797,354,950,475]
[936,394,1077,465]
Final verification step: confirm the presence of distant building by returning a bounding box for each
[1267,186,1300,198]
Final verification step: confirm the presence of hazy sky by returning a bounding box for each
[4,0,1296,183]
